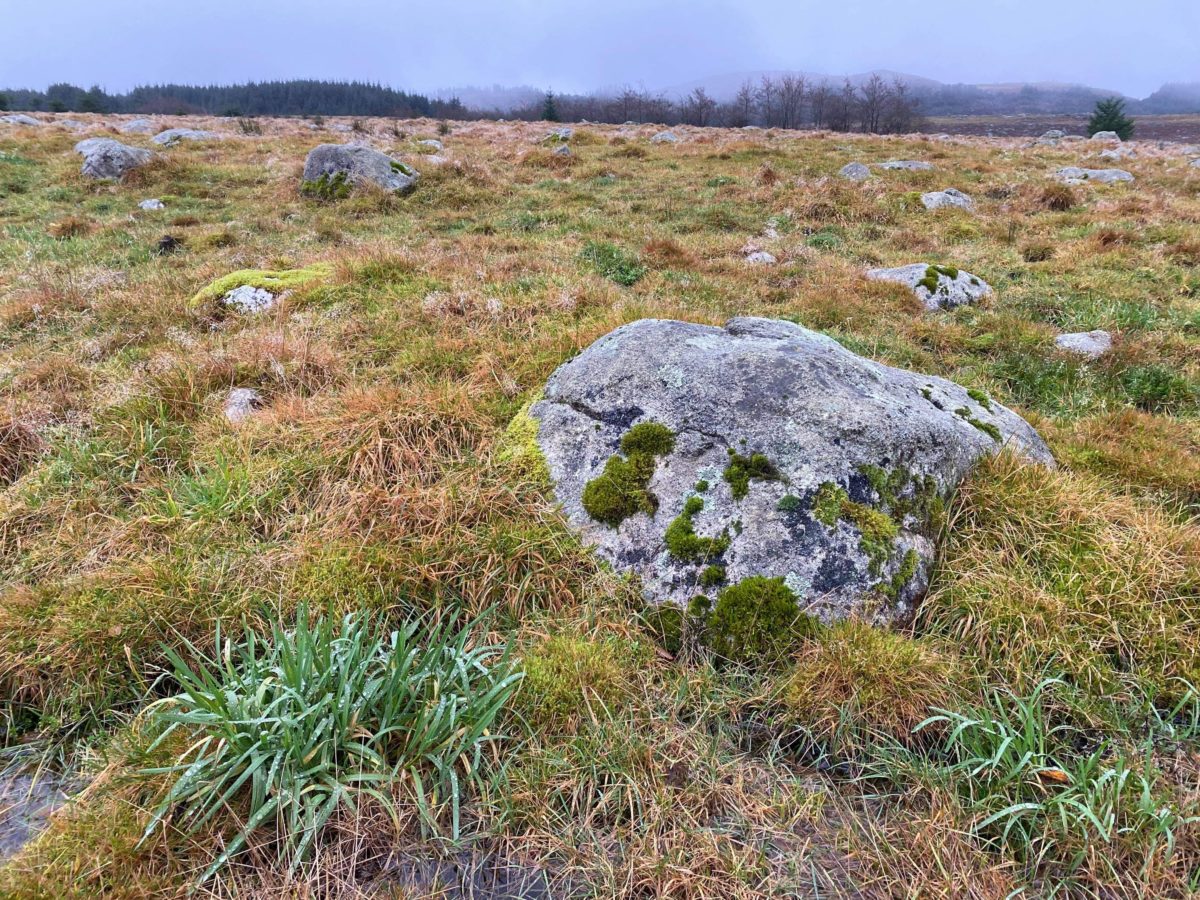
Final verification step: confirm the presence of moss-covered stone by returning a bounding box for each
[188,263,333,309]
[955,407,1002,442]
[700,564,726,588]
[620,422,676,458]
[723,449,780,500]
[499,394,550,485]
[705,576,821,666]
[812,482,849,528]
[301,171,351,201]
[664,496,730,562]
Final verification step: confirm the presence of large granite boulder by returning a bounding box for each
[74,138,155,180]
[0,114,41,127]
[530,317,1051,625]
[866,263,992,311]
[301,143,418,194]
[119,118,156,134]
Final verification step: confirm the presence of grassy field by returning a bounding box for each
[921,114,1200,142]
[1,114,1199,897]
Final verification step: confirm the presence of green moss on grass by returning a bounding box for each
[188,263,333,308]
[705,576,821,666]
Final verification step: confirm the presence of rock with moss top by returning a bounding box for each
[301,143,419,195]
[189,264,332,311]
[74,138,155,180]
[530,317,1052,624]
[866,263,992,311]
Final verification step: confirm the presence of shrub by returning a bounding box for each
[236,118,262,136]
[140,608,520,883]
[1040,183,1078,212]
[579,240,647,286]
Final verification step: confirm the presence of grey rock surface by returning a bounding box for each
[301,143,418,193]
[75,138,155,180]
[152,128,220,146]
[839,162,871,181]
[921,188,974,211]
[1055,166,1134,184]
[1090,131,1121,141]
[866,263,992,311]
[138,198,165,210]
[745,251,777,265]
[875,159,933,171]
[417,139,444,151]
[222,285,276,314]
[224,388,263,424]
[1191,158,1200,169]
[531,317,1052,623]
[1055,330,1112,358]
[0,114,41,126]
[651,130,679,144]
[119,118,156,134]
[1099,147,1136,160]
[552,144,572,157]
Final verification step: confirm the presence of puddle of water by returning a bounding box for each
[0,769,71,861]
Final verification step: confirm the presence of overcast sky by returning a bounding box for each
[3,0,1197,98]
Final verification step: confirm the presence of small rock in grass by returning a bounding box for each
[1,114,41,127]
[224,388,263,424]
[152,128,220,146]
[222,284,276,314]
[651,130,679,144]
[75,138,155,180]
[745,251,777,266]
[875,159,933,171]
[1055,166,1134,184]
[921,188,974,211]
[417,138,444,151]
[839,162,870,181]
[139,198,165,211]
[1090,131,1121,142]
[155,235,183,255]
[552,144,572,157]
[1055,330,1112,358]
[867,263,992,311]
[119,118,156,134]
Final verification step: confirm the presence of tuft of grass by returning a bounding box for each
[139,607,521,883]
[579,240,647,286]
[187,263,333,308]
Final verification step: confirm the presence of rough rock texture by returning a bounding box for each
[921,188,974,211]
[1090,131,1121,141]
[0,114,41,127]
[222,285,276,314]
[152,128,220,146]
[875,160,933,171]
[1056,166,1134,184]
[224,388,263,424]
[1035,129,1066,145]
[119,118,156,134]
[301,143,418,193]
[866,263,992,311]
[552,144,572,157]
[745,251,777,266]
[417,139,444,151]
[839,162,870,181]
[651,130,680,144]
[138,199,165,211]
[1191,159,1200,169]
[531,317,1052,623]
[1055,330,1112,358]
[1099,147,1136,160]
[75,138,155,180]
[546,127,573,142]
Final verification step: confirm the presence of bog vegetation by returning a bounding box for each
[0,114,1198,897]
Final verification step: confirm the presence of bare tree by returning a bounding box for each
[882,78,920,133]
[809,80,833,128]
[681,87,717,126]
[732,80,756,127]
[778,74,807,129]
[828,79,857,132]
[756,76,778,127]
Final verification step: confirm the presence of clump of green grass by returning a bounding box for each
[704,576,821,666]
[579,240,647,286]
[516,633,644,733]
[301,171,352,201]
[140,607,520,883]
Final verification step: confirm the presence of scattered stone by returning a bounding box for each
[224,388,263,424]
[119,118,156,134]
[1035,129,1066,146]
[0,114,41,127]
[651,130,679,144]
[151,128,220,146]
[54,119,86,130]
[1191,159,1200,169]
[1055,166,1134,184]
[301,143,419,194]
[222,284,277,314]
[552,144,572,157]
[839,162,871,181]
[875,160,933,171]
[546,127,573,142]
[417,138,444,151]
[74,138,155,180]
[1055,330,1112,358]
[1090,131,1121,141]
[138,198,165,211]
[920,188,974,211]
[1099,147,1135,160]
[155,235,183,256]
[866,263,992,311]
[1181,145,1200,155]
[745,251,777,266]
[529,317,1051,622]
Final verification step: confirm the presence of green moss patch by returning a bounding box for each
[723,449,780,500]
[704,576,821,666]
[664,496,730,562]
[188,263,333,309]
[581,421,675,527]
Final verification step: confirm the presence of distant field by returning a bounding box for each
[922,113,1200,142]
[0,113,1199,897]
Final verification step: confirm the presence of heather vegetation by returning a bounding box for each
[0,112,1198,897]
